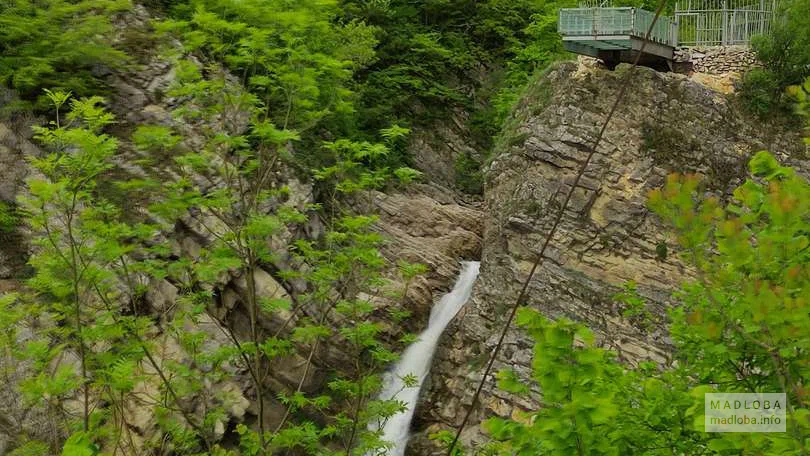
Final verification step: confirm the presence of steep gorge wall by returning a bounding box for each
[410,61,805,451]
[0,6,484,452]
[2,5,806,453]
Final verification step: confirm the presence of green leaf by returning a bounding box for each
[749,150,782,178]
[496,368,530,395]
[61,432,97,456]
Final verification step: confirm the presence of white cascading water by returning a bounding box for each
[374,261,481,456]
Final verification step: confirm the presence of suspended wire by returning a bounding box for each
[445,1,673,453]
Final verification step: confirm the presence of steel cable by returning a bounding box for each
[445,1,673,453]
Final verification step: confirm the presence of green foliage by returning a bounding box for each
[159,69,303,449]
[0,200,18,232]
[397,260,428,282]
[742,0,810,116]
[454,151,484,195]
[789,78,810,146]
[22,2,810,455]
[0,0,130,112]
[3,93,224,454]
[0,0,580,452]
[485,309,636,455]
[152,0,576,177]
[8,440,51,456]
[313,131,421,200]
[655,240,668,260]
[158,0,377,137]
[148,46,424,453]
[430,430,465,456]
[740,67,784,117]
[485,151,810,455]
[340,0,573,141]
[482,1,574,131]
[649,155,810,453]
[613,281,656,331]
[61,432,98,456]
[10,93,136,449]
[132,124,181,154]
[292,213,401,455]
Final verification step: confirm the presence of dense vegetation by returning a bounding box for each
[0,0,808,455]
[741,0,810,117]
[339,0,573,136]
[0,0,130,112]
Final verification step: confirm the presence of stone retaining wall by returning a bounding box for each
[674,45,759,75]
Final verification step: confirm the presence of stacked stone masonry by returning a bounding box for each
[674,45,759,75]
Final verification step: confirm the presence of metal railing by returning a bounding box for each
[559,8,678,46]
[674,0,776,46]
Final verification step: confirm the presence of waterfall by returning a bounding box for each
[374,261,481,456]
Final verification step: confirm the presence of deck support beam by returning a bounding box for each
[559,8,677,68]
[562,35,674,69]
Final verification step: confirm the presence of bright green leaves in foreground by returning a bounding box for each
[482,151,810,455]
[0,200,19,232]
[789,78,810,144]
[651,152,810,454]
[132,42,424,452]
[6,93,185,453]
[485,310,626,456]
[314,125,421,199]
[482,310,701,456]
[3,79,427,453]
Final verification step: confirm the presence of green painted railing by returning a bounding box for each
[559,8,678,46]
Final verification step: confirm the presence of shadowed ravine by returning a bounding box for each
[374,261,481,455]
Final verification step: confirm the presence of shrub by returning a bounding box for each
[0,201,17,232]
[742,0,810,116]
[739,68,783,117]
[454,151,484,195]
[481,152,810,455]
[0,0,130,112]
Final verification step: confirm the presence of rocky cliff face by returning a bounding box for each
[0,6,485,451]
[409,61,805,451]
[1,6,807,451]
[0,105,38,283]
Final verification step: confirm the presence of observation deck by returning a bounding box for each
[558,7,678,68]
